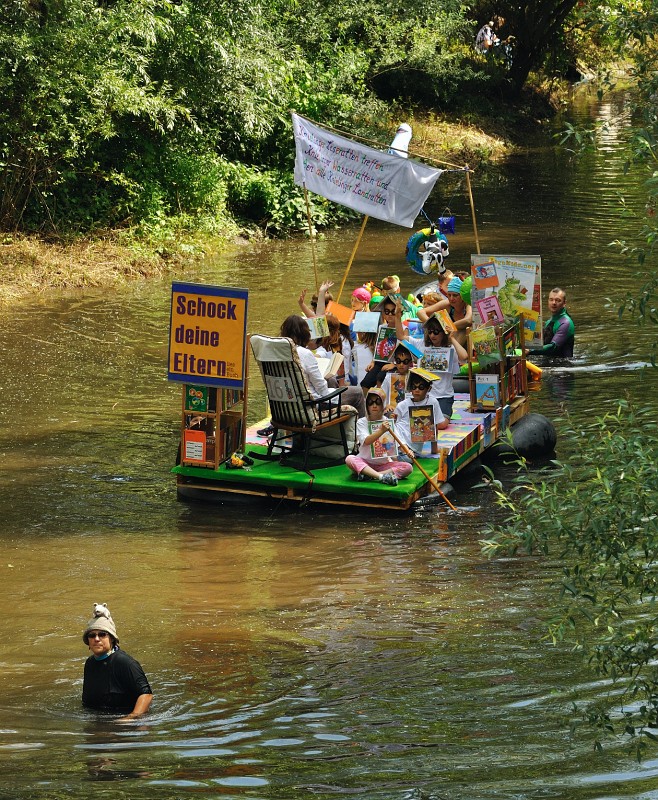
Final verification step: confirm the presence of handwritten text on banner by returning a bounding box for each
[292,114,443,228]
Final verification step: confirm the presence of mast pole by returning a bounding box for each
[336,215,369,304]
[464,166,481,255]
[303,183,320,292]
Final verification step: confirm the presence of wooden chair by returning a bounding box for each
[250,335,358,474]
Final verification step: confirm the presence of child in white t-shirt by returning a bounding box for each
[394,371,449,459]
[345,388,413,486]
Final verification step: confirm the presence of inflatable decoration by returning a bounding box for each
[406,227,450,275]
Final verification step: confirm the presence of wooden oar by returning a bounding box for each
[388,428,458,511]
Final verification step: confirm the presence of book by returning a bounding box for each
[183,429,207,462]
[420,346,454,374]
[315,351,344,378]
[326,300,355,327]
[434,308,457,334]
[352,311,381,333]
[388,372,409,409]
[369,420,398,459]
[474,295,504,326]
[374,325,398,361]
[306,315,329,340]
[409,366,441,384]
[405,319,424,338]
[184,384,209,412]
[409,405,437,443]
[521,308,540,342]
[475,373,501,410]
[470,326,502,367]
[397,338,423,361]
[472,261,499,289]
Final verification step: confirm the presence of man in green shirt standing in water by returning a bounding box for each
[529,287,575,357]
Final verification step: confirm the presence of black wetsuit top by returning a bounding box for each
[82,648,151,712]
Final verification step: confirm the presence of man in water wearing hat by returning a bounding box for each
[528,287,575,358]
[82,603,153,721]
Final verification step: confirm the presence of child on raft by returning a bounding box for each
[390,301,468,419]
[378,341,417,412]
[298,279,334,318]
[316,313,352,385]
[345,388,413,486]
[394,371,449,460]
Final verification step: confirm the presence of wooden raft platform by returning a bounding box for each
[173,395,529,512]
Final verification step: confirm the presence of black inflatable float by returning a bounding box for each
[494,413,557,460]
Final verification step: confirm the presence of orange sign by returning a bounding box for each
[168,282,248,388]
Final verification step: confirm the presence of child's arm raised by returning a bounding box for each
[298,288,315,318]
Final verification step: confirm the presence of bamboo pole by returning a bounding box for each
[302,114,466,170]
[388,428,458,511]
[464,167,481,255]
[303,183,319,292]
[336,215,369,304]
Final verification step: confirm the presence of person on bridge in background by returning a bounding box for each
[82,603,153,722]
[528,287,575,358]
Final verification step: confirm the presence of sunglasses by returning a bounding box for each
[395,358,412,365]
[367,397,383,405]
[409,383,429,391]
[382,307,396,315]
[87,631,109,640]
[427,328,443,335]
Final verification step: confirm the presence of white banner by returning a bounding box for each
[292,113,443,228]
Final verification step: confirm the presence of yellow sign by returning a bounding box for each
[168,282,248,388]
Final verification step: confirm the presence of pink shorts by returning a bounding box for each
[345,455,413,479]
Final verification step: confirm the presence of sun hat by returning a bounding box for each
[352,287,371,303]
[366,387,387,402]
[82,602,118,643]
[446,276,463,294]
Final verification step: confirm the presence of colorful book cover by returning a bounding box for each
[501,404,511,431]
[369,420,398,459]
[325,300,355,327]
[185,384,209,412]
[405,319,424,338]
[398,338,423,361]
[474,295,504,326]
[470,327,502,367]
[306,315,329,340]
[475,374,501,410]
[502,324,519,356]
[520,308,539,342]
[410,366,441,384]
[420,346,453,373]
[352,311,381,333]
[388,372,409,409]
[472,261,499,289]
[434,308,456,333]
[410,405,437,443]
[375,325,398,361]
[183,429,207,462]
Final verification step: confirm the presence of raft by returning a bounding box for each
[173,393,534,512]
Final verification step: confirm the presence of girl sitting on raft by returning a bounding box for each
[345,388,413,486]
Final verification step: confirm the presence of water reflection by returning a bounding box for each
[0,88,657,798]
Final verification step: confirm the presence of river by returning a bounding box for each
[1,88,657,799]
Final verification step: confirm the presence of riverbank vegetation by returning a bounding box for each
[0,0,643,303]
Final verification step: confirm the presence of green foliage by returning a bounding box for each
[0,0,636,237]
[480,401,658,747]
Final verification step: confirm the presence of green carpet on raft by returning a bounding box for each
[171,444,439,500]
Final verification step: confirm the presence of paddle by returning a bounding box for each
[388,428,458,511]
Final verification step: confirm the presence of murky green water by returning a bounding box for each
[1,88,657,799]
